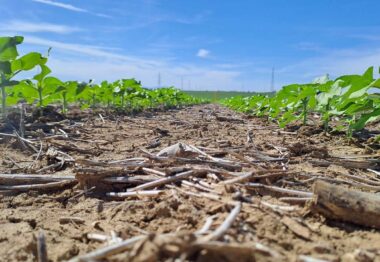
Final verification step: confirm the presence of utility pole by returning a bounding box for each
[158,72,161,87]
[270,67,275,92]
[181,76,184,89]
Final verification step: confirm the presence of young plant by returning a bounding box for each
[0,36,45,116]
[20,64,63,107]
[54,81,79,113]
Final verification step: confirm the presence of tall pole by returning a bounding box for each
[158,72,161,87]
[181,76,184,89]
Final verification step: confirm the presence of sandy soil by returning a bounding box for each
[1,104,380,262]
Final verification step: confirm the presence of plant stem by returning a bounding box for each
[121,93,125,108]
[347,115,356,138]
[62,93,67,114]
[38,85,43,107]
[302,99,308,125]
[1,86,6,117]
[323,117,329,133]
[323,103,330,133]
[90,94,95,108]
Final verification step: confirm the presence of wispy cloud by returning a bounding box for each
[23,35,162,66]
[347,34,380,41]
[197,49,210,58]
[32,0,86,12]
[0,20,81,34]
[294,42,324,52]
[32,0,110,18]
[278,46,380,84]
[18,35,242,90]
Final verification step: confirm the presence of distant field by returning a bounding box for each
[183,90,274,101]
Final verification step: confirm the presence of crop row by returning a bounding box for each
[222,68,380,137]
[0,36,204,117]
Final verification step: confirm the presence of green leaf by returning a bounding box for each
[352,108,380,130]
[362,66,374,80]
[1,79,19,87]
[0,61,11,75]
[12,81,39,103]
[76,82,87,95]
[12,52,47,72]
[43,76,63,88]
[0,36,23,61]
[55,85,66,93]
[33,64,51,82]
[312,74,329,84]
[348,78,380,99]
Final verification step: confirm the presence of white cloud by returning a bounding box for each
[22,35,162,66]
[197,49,210,58]
[16,35,242,91]
[32,0,86,12]
[0,20,81,34]
[17,35,380,92]
[348,34,380,41]
[277,46,380,85]
[32,0,110,18]
[294,42,323,52]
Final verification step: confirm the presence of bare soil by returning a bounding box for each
[1,104,380,262]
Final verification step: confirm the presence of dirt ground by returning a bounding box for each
[1,104,380,262]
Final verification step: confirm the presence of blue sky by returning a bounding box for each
[1,0,380,91]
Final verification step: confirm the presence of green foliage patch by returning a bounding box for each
[0,36,204,117]
[221,68,380,137]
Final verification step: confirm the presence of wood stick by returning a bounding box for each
[128,169,207,192]
[202,202,241,241]
[258,200,300,212]
[0,132,37,146]
[49,140,98,155]
[188,144,235,165]
[37,230,48,262]
[297,175,380,191]
[222,171,288,185]
[222,172,254,184]
[87,233,109,242]
[109,158,146,164]
[298,255,329,262]
[173,157,242,172]
[102,176,156,185]
[337,172,380,186]
[196,215,217,235]
[310,180,380,229]
[181,180,220,194]
[106,190,163,199]
[310,159,378,170]
[15,131,39,153]
[0,180,76,191]
[28,139,43,169]
[279,197,312,204]
[98,113,105,123]
[36,162,63,173]
[68,235,146,262]
[141,167,166,177]
[368,169,380,177]
[68,186,96,200]
[4,156,22,169]
[0,174,76,184]
[59,217,86,225]
[246,183,313,197]
[193,241,281,259]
